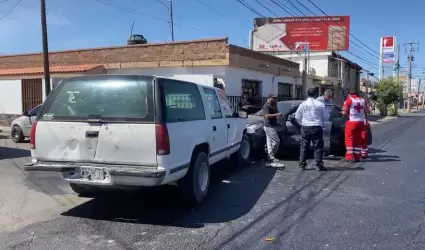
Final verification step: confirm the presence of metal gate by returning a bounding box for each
[21,79,43,112]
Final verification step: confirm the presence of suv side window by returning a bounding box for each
[161,79,206,123]
[216,90,234,118]
[203,88,223,119]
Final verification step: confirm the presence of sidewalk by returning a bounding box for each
[0,125,10,133]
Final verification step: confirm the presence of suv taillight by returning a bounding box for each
[29,121,38,149]
[155,124,170,155]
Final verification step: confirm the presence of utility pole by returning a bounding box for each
[417,78,421,110]
[365,71,370,102]
[40,0,51,97]
[169,0,174,41]
[395,44,401,109]
[301,47,308,98]
[405,42,419,112]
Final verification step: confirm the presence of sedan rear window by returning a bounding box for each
[39,76,154,122]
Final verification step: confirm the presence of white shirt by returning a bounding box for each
[295,98,329,127]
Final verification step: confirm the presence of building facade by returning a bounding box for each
[0,38,302,123]
[265,51,363,96]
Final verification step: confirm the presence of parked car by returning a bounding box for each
[246,100,372,156]
[10,105,41,143]
[24,75,251,204]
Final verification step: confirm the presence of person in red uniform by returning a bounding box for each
[342,91,369,162]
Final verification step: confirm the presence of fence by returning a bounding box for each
[228,95,296,113]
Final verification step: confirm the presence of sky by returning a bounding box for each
[0,0,424,80]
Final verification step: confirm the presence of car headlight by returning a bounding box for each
[246,124,262,133]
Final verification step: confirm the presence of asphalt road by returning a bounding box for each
[0,113,424,250]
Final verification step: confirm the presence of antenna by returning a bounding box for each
[130,21,135,36]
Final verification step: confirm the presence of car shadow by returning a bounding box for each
[367,115,384,122]
[61,160,276,228]
[368,148,386,154]
[363,154,400,162]
[0,146,30,159]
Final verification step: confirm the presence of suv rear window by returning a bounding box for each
[39,76,154,122]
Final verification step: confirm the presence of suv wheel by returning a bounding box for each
[179,152,210,204]
[231,134,251,166]
[11,125,24,143]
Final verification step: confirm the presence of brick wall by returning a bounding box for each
[0,38,229,69]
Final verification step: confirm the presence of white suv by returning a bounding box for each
[24,75,251,204]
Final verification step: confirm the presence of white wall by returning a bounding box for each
[277,53,331,78]
[108,66,227,78]
[223,67,299,97]
[0,80,22,114]
[107,66,300,97]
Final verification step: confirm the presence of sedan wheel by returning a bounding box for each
[11,125,24,143]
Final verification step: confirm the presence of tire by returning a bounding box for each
[231,134,251,166]
[11,125,24,143]
[69,183,102,197]
[178,152,210,204]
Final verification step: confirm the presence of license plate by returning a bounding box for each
[80,167,106,181]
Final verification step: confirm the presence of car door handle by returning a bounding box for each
[85,131,99,138]
[227,124,230,129]
[212,126,216,131]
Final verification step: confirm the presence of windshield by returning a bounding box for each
[252,102,299,116]
[39,76,154,122]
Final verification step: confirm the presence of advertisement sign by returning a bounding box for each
[251,16,350,52]
[380,36,396,64]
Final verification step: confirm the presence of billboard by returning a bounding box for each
[380,36,396,64]
[251,16,350,52]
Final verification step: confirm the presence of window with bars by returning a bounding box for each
[241,79,261,97]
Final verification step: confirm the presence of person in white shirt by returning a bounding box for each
[295,88,329,171]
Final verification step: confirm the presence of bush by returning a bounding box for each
[374,77,402,116]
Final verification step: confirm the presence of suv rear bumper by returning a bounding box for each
[24,162,166,187]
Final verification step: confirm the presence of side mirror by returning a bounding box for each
[22,111,29,116]
[236,111,248,118]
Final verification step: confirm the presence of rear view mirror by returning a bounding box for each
[22,111,29,117]
[236,111,248,118]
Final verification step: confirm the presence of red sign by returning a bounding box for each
[382,36,394,48]
[252,16,350,52]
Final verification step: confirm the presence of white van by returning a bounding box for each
[24,75,251,204]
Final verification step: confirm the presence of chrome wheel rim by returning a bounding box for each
[11,129,19,139]
[240,139,250,159]
[198,162,209,192]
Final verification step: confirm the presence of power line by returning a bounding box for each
[93,0,218,35]
[0,0,24,21]
[282,0,306,16]
[306,0,381,58]
[253,0,279,16]
[270,0,297,16]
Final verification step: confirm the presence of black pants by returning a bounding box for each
[299,126,324,166]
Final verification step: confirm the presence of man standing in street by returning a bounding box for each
[316,89,333,104]
[342,91,369,162]
[263,93,284,167]
[295,88,329,171]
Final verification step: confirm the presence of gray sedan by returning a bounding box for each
[246,100,372,156]
[10,105,40,143]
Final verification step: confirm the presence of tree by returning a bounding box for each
[374,77,402,116]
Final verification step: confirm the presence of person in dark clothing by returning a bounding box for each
[263,93,284,167]
[295,88,329,171]
[239,94,261,114]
